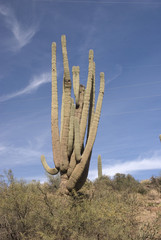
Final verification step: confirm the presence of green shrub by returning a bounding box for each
[112,173,147,194]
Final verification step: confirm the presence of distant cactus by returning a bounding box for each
[41,35,105,194]
[98,155,102,179]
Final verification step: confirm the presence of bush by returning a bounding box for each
[112,173,147,194]
[0,170,160,240]
[45,173,60,193]
[150,176,161,192]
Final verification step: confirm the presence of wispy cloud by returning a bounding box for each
[89,150,161,180]
[0,72,51,102]
[107,64,122,85]
[0,145,7,152]
[0,4,38,51]
[79,25,96,55]
[0,144,42,166]
[0,135,52,167]
[78,7,102,62]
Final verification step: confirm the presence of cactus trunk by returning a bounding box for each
[41,35,105,194]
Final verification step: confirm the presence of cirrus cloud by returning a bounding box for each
[0,72,51,102]
[0,4,38,51]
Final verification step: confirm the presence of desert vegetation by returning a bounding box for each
[0,170,161,240]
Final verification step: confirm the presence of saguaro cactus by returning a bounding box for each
[41,35,105,194]
[98,155,102,179]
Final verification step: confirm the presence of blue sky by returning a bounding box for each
[1,0,161,183]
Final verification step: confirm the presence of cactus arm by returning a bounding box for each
[81,63,95,181]
[86,62,95,141]
[67,85,85,177]
[74,116,81,162]
[67,72,105,191]
[61,35,71,82]
[75,84,85,123]
[41,155,59,175]
[93,62,96,113]
[98,155,102,179]
[60,76,65,142]
[86,89,93,141]
[72,66,80,107]
[51,42,61,169]
[67,151,76,177]
[67,85,85,176]
[80,50,94,146]
[75,153,91,191]
[90,61,95,130]
[67,98,75,157]
[86,72,105,148]
[60,35,72,172]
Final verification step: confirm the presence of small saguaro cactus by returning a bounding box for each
[41,35,105,194]
[98,155,102,179]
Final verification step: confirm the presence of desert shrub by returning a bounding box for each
[0,170,160,240]
[0,172,138,240]
[0,170,42,239]
[44,173,60,193]
[94,173,146,195]
[93,175,113,197]
[35,190,140,240]
[112,173,147,194]
[150,176,161,192]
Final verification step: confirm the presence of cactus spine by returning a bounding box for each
[98,155,102,179]
[41,35,105,194]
